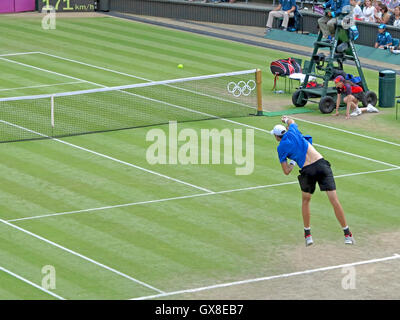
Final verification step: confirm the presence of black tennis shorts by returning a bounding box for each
[297,158,336,194]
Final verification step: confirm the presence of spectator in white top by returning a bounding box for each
[374,0,383,21]
[363,0,376,22]
[351,0,364,20]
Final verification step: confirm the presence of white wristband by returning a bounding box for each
[284,117,289,125]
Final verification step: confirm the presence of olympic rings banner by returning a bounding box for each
[227,80,256,97]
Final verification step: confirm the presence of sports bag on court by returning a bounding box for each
[270,58,302,90]
[270,58,301,76]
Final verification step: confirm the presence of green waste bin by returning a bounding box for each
[98,0,110,12]
[379,69,396,108]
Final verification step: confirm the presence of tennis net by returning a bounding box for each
[0,69,262,143]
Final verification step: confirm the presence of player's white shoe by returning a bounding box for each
[366,104,379,113]
[350,107,362,117]
[344,234,355,245]
[305,235,314,247]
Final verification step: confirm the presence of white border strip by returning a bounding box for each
[0,52,40,57]
[292,116,400,148]
[0,218,164,294]
[132,253,400,300]
[0,265,65,300]
[7,167,400,223]
[314,143,400,168]
[0,119,213,194]
[0,81,83,93]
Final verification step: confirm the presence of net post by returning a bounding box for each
[255,69,263,116]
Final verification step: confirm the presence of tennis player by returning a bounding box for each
[270,116,355,246]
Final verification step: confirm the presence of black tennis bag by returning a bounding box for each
[270,58,301,77]
[270,58,302,90]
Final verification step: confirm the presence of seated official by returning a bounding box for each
[265,0,297,33]
[318,0,350,43]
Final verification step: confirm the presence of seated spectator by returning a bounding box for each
[377,4,392,23]
[374,0,383,21]
[388,5,400,25]
[351,0,364,20]
[388,0,400,13]
[265,0,297,33]
[318,0,350,42]
[363,0,377,22]
[375,24,393,48]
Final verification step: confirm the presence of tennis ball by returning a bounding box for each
[177,64,183,69]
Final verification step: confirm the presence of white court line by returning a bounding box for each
[7,167,400,223]
[0,119,213,194]
[292,116,400,148]
[313,143,400,168]
[131,253,400,300]
[0,56,96,85]
[0,52,40,57]
[0,81,83,92]
[0,57,213,194]
[0,218,164,294]
[39,52,400,148]
[0,265,65,300]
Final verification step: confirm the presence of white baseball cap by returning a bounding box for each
[270,124,287,137]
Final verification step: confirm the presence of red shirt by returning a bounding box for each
[337,83,363,95]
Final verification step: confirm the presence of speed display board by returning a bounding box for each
[39,0,97,12]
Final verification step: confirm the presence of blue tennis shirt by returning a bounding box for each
[376,31,393,46]
[277,123,311,168]
[280,0,296,11]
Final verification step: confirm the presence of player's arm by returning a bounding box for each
[334,92,341,116]
[281,116,294,127]
[281,160,296,175]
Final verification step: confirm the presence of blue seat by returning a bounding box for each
[393,38,399,48]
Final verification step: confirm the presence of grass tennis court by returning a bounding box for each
[0,14,399,300]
